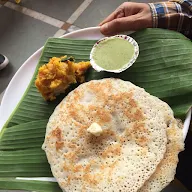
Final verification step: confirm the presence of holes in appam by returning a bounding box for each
[166,120,171,127]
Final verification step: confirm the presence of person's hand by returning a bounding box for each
[99,2,153,35]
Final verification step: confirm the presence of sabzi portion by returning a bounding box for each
[35,56,90,101]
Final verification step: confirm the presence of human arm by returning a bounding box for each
[149,0,192,39]
[99,0,192,39]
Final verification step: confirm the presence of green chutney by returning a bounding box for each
[92,38,135,70]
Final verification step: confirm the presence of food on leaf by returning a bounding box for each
[35,56,90,101]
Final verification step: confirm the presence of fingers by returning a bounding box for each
[100,3,152,35]
[99,6,125,26]
[100,14,148,36]
[99,2,142,26]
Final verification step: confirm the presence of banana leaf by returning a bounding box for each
[0,120,48,150]
[0,28,192,191]
[1,28,191,131]
[0,149,52,177]
[0,178,62,192]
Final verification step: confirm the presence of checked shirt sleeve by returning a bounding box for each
[148,0,192,39]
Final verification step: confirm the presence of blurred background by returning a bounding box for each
[0,0,191,191]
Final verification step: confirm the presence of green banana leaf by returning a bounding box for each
[2,28,191,130]
[0,120,48,150]
[0,28,192,191]
[0,178,62,192]
[0,149,52,177]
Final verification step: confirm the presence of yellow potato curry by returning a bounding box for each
[35,56,90,101]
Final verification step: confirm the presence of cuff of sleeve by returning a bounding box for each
[148,3,158,28]
[148,2,181,29]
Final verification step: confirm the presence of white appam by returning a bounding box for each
[42,78,174,192]
[139,119,184,192]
